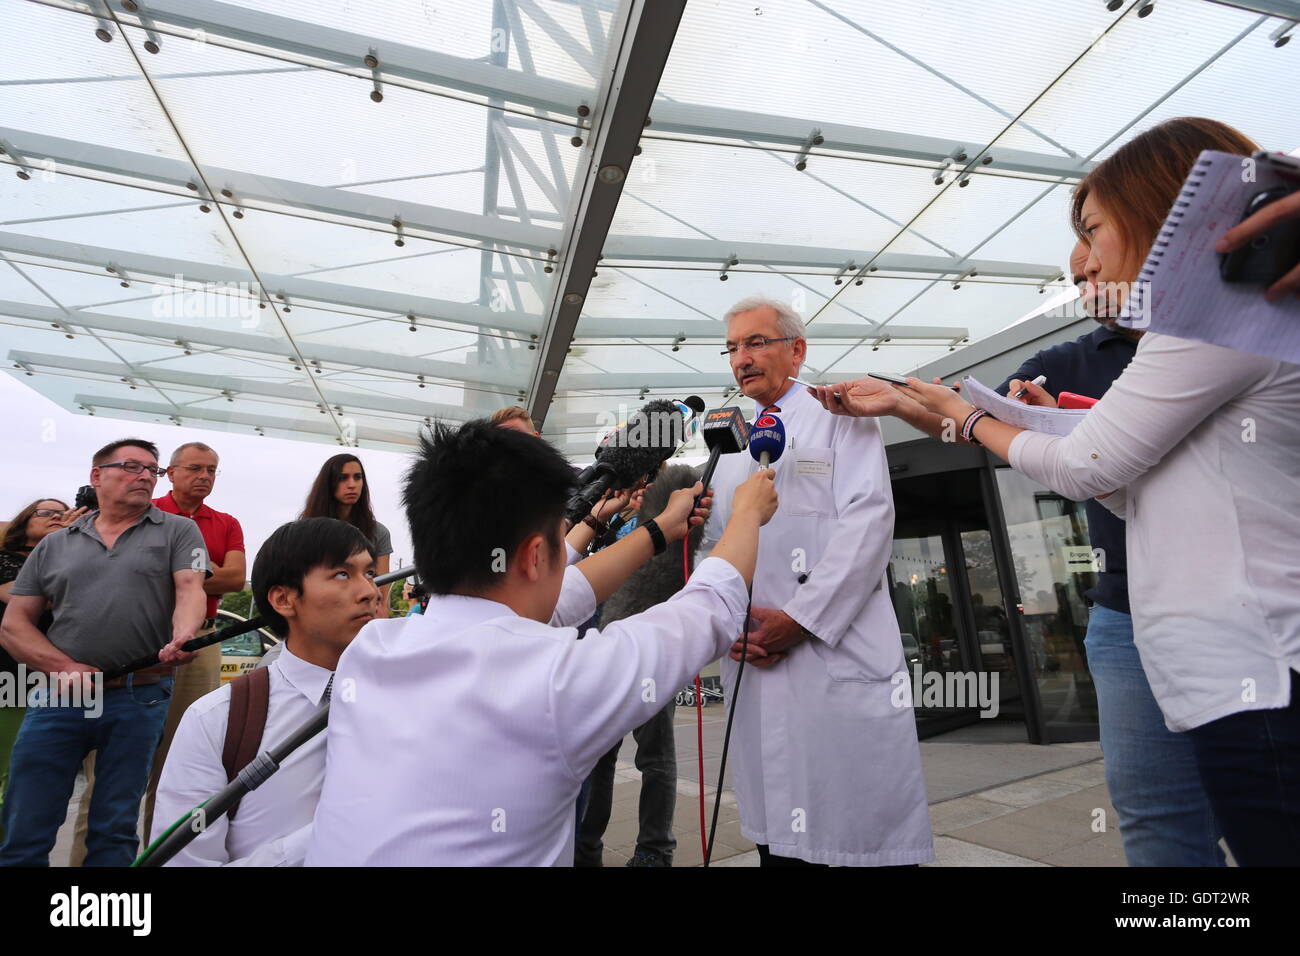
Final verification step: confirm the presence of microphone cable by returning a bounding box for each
[681,490,753,867]
[704,592,751,867]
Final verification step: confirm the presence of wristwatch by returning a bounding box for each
[581,514,608,537]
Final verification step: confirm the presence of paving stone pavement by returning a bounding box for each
[50,708,1132,867]
[588,709,1128,868]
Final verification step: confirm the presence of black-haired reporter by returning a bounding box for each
[306,421,776,866]
[150,518,377,866]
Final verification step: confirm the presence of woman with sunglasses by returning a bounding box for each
[0,497,77,838]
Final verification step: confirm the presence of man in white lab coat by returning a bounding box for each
[699,295,934,866]
[306,420,778,866]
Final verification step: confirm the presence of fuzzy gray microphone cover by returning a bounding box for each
[598,463,707,626]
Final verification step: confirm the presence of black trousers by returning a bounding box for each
[575,701,678,865]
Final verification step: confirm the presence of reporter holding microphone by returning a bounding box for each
[306,420,777,866]
[810,119,1300,866]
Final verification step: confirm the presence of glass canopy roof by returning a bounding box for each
[3,0,1297,458]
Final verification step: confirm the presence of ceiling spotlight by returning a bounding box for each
[597,165,625,185]
[563,292,583,306]
[1137,1,1154,17]
[95,26,113,42]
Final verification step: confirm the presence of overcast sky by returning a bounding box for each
[1,372,416,575]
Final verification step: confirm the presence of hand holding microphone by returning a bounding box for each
[732,470,778,526]
[655,481,713,542]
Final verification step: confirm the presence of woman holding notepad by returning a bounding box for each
[810,118,1300,867]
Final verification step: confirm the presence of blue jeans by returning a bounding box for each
[1084,605,1224,866]
[0,677,173,867]
[1185,668,1300,866]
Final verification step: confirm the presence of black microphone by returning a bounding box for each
[566,397,703,525]
[697,406,751,493]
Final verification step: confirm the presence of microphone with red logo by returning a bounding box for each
[748,414,786,469]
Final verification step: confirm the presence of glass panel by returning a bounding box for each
[657,0,1115,144]
[960,528,1021,719]
[996,467,1099,736]
[991,0,1288,160]
[888,533,964,707]
[215,0,618,92]
[1,1,195,161]
[616,137,939,251]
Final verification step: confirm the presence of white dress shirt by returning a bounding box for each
[151,643,333,866]
[151,561,601,866]
[1009,332,1300,731]
[305,556,748,866]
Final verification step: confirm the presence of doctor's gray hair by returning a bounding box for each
[723,295,806,340]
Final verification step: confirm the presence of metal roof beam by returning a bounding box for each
[600,235,1062,279]
[70,392,417,447]
[0,230,544,339]
[28,0,1097,181]
[9,349,481,423]
[0,134,1059,281]
[0,298,528,391]
[528,0,684,426]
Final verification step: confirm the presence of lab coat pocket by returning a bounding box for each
[808,629,901,684]
[783,447,835,517]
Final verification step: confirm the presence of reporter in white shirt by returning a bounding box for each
[810,117,1300,866]
[150,517,380,866]
[306,420,777,866]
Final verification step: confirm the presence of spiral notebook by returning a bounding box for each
[1119,150,1299,365]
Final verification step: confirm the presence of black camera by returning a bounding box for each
[73,485,98,511]
[1219,183,1300,284]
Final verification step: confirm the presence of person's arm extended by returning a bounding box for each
[573,484,710,603]
[565,487,635,556]
[550,473,777,777]
[808,377,970,442]
[0,595,94,675]
[203,551,245,597]
[898,334,1279,500]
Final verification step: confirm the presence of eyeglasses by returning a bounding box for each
[98,460,164,478]
[34,509,63,519]
[176,464,221,477]
[721,335,795,356]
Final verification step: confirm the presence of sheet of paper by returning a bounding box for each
[962,377,1089,437]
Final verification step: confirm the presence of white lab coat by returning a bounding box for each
[699,383,934,865]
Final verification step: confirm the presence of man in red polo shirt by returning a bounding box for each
[70,440,246,863]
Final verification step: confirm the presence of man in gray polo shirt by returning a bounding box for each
[0,438,207,866]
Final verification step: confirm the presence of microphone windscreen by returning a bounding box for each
[683,395,706,415]
[749,413,786,465]
[595,399,686,485]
